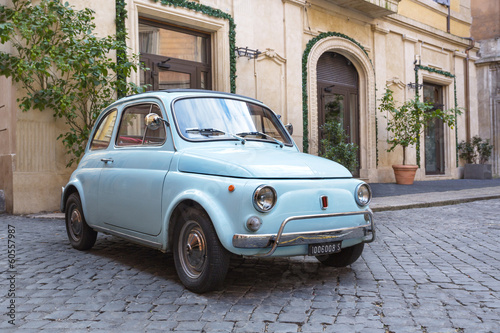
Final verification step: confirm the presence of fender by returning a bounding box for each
[61,179,87,219]
[163,188,237,253]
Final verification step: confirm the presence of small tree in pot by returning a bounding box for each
[458,136,493,179]
[379,87,459,184]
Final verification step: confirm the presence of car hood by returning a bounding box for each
[177,147,352,179]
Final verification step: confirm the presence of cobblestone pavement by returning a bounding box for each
[1,199,499,332]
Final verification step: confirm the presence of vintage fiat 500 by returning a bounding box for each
[61,89,374,293]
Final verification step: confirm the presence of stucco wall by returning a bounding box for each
[2,0,478,213]
[471,0,500,40]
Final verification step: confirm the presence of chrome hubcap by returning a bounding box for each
[179,221,207,279]
[69,207,83,240]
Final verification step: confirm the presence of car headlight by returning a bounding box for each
[355,183,372,206]
[253,185,277,212]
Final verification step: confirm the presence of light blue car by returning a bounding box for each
[61,89,374,293]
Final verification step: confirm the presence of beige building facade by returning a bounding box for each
[471,0,500,177]
[0,0,481,214]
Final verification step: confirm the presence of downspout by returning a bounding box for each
[464,37,475,142]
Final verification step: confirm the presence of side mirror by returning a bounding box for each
[145,113,169,130]
[285,123,293,135]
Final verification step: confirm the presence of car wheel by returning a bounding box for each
[65,193,97,250]
[173,208,230,293]
[315,243,364,267]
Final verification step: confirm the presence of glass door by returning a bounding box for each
[424,84,445,175]
[318,84,360,177]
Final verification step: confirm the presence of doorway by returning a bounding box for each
[317,52,360,176]
[423,83,445,175]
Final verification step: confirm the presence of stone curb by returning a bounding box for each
[372,194,500,212]
[27,212,65,219]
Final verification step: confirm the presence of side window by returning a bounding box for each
[116,103,166,147]
[90,109,118,150]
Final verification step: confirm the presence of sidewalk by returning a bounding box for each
[369,178,500,211]
[27,178,500,219]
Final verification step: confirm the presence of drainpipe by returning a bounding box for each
[464,37,475,142]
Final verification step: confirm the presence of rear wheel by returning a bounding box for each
[65,193,97,250]
[173,207,230,293]
[316,243,364,267]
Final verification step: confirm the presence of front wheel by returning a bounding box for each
[65,193,97,250]
[173,208,230,293]
[316,243,364,267]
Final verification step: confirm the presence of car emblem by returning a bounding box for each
[320,195,328,210]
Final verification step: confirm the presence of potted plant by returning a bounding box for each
[379,87,459,184]
[319,119,359,174]
[458,136,493,179]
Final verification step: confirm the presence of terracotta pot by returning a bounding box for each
[392,164,418,185]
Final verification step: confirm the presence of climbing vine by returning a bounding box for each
[116,0,128,97]
[414,65,459,167]
[302,32,372,154]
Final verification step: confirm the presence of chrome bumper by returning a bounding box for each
[232,210,374,257]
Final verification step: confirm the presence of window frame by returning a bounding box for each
[138,17,212,91]
[115,102,167,148]
[89,109,118,151]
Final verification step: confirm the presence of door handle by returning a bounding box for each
[101,158,114,164]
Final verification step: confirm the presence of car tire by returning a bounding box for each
[65,193,97,250]
[315,243,364,267]
[173,207,230,293]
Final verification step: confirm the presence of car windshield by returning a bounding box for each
[173,97,292,145]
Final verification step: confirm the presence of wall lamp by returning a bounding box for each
[407,82,423,90]
[235,47,262,59]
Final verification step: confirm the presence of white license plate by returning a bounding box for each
[308,242,341,256]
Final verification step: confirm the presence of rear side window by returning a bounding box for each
[116,103,166,147]
[90,109,118,150]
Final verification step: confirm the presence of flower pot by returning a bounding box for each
[392,165,418,185]
[463,164,492,179]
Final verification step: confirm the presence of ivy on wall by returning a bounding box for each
[414,65,459,167]
[116,0,128,98]
[302,32,372,154]
[115,0,236,93]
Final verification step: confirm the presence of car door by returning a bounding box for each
[97,101,173,236]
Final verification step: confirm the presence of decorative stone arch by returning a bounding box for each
[304,34,376,178]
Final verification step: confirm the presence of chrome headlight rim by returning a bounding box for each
[253,185,277,213]
[355,183,372,206]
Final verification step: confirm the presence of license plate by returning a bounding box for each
[308,242,342,256]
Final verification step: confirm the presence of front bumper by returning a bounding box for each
[232,210,374,257]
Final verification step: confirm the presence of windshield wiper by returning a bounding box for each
[186,128,246,144]
[186,128,225,136]
[236,131,284,148]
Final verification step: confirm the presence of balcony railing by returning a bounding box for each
[326,0,401,17]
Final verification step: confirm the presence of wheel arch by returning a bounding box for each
[165,195,235,253]
[61,181,87,218]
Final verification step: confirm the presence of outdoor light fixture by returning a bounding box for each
[235,47,262,59]
[407,82,423,90]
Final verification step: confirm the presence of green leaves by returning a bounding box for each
[379,87,460,165]
[458,136,493,164]
[0,0,142,167]
[319,120,359,173]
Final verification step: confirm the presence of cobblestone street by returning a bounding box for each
[1,199,499,332]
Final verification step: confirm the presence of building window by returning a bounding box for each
[139,18,211,90]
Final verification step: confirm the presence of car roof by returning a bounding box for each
[122,89,263,104]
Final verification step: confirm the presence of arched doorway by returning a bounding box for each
[305,35,376,180]
[317,52,360,176]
